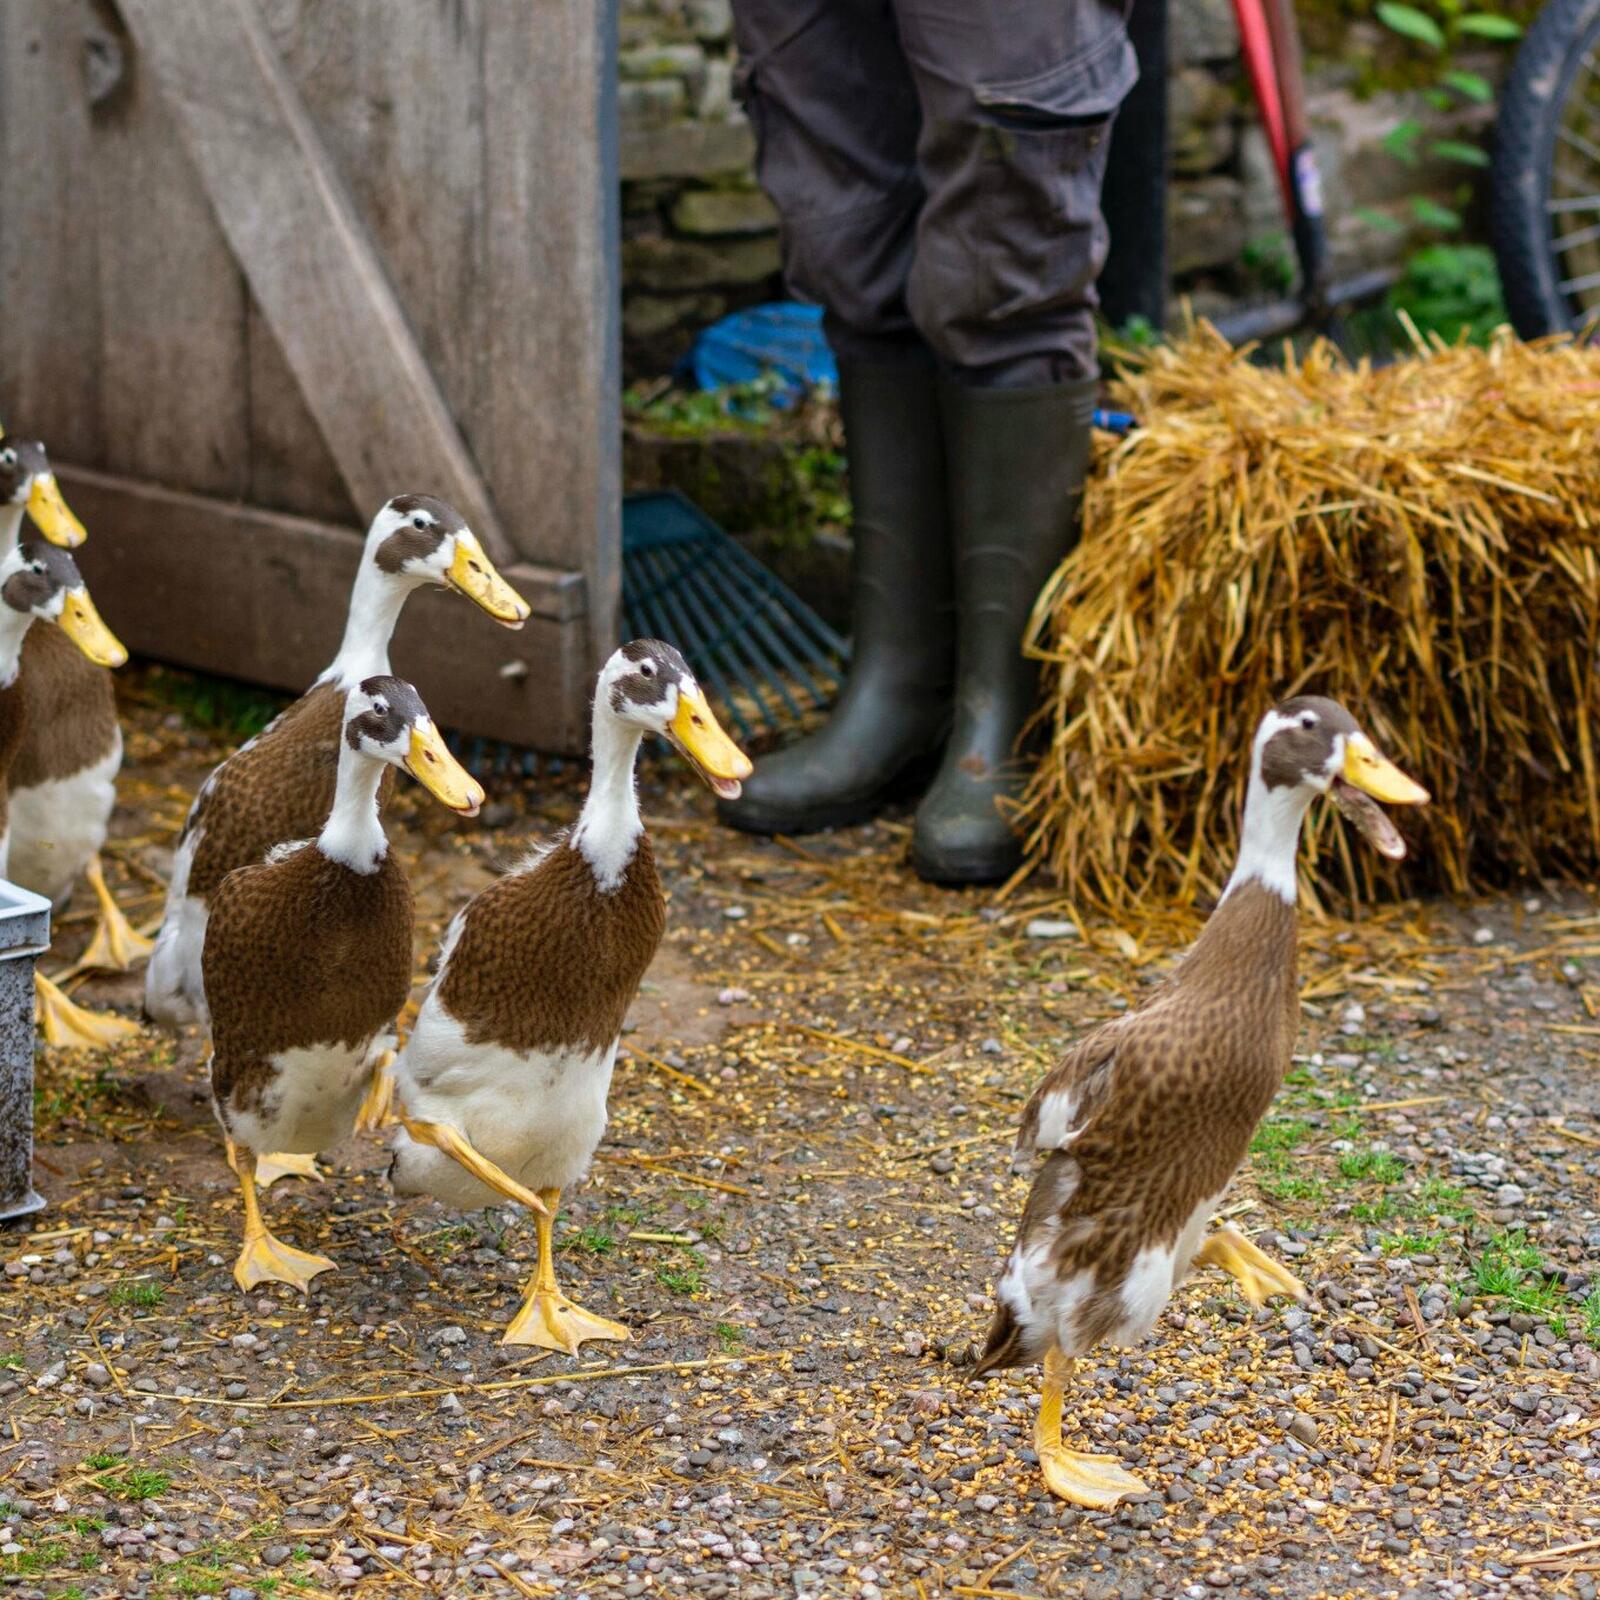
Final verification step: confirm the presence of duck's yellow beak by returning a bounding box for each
[446,532,530,629]
[404,719,485,817]
[1342,732,1430,805]
[666,685,752,801]
[58,587,127,668]
[26,474,86,548]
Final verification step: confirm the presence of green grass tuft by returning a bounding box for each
[1338,1148,1406,1184]
[656,1250,706,1296]
[564,1226,617,1257]
[1258,1172,1328,1204]
[109,1280,165,1309]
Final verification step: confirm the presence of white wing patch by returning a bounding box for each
[1113,1244,1177,1345]
[265,838,311,865]
[1032,1086,1085,1151]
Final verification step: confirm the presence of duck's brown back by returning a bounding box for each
[205,843,414,1108]
[439,834,666,1055]
[10,626,117,789]
[183,683,395,901]
[0,677,28,839]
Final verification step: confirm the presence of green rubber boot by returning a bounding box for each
[911,377,1096,885]
[718,352,955,835]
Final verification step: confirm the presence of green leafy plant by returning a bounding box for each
[1386,242,1507,343]
[1370,2,1524,265]
[1242,232,1297,294]
[624,373,793,435]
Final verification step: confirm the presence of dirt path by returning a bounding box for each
[2,687,1599,1600]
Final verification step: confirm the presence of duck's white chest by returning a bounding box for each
[7,734,120,905]
[389,995,617,1207]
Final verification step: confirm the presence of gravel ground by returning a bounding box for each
[3,679,1600,1600]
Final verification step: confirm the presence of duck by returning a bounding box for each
[204,673,544,1291]
[145,493,530,1041]
[0,437,149,1044]
[0,540,137,1043]
[387,639,751,1352]
[974,696,1429,1509]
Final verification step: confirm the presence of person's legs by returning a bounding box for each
[894,0,1136,882]
[720,1,956,834]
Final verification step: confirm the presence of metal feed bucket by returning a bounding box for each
[0,880,49,1221]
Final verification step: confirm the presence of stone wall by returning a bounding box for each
[620,2,1497,375]
[620,2,781,376]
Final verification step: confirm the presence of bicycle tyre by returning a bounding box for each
[1489,0,1600,338]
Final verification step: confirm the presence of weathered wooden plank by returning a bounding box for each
[59,465,592,753]
[0,1,104,459]
[481,0,622,666]
[112,0,513,562]
[245,302,358,525]
[270,0,492,504]
[87,0,252,499]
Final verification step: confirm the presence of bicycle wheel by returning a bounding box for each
[1489,0,1600,338]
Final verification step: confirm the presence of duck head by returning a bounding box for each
[595,639,752,799]
[365,494,530,627]
[0,438,86,548]
[1254,695,1430,860]
[344,674,485,817]
[0,541,125,668]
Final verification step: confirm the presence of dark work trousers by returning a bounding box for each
[730,0,1137,385]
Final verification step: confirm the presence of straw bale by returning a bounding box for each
[1016,323,1600,912]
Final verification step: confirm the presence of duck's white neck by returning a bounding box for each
[571,706,643,892]
[0,506,24,557]
[317,738,389,874]
[321,559,409,690]
[0,610,36,690]
[1221,768,1313,905]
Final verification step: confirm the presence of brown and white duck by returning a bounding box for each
[0,438,149,1012]
[387,639,751,1351]
[0,540,134,1042]
[974,696,1429,1509]
[146,494,529,1036]
[205,675,505,1292]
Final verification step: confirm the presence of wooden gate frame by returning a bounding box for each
[2,0,618,753]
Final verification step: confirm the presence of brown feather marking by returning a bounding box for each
[204,844,414,1126]
[183,683,396,903]
[10,625,117,789]
[437,833,666,1056]
[0,676,29,840]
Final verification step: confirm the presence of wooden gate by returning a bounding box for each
[0,0,618,752]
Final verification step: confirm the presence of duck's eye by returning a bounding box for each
[1299,713,1317,730]
[412,514,428,531]
[639,660,655,678]
[0,450,14,468]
